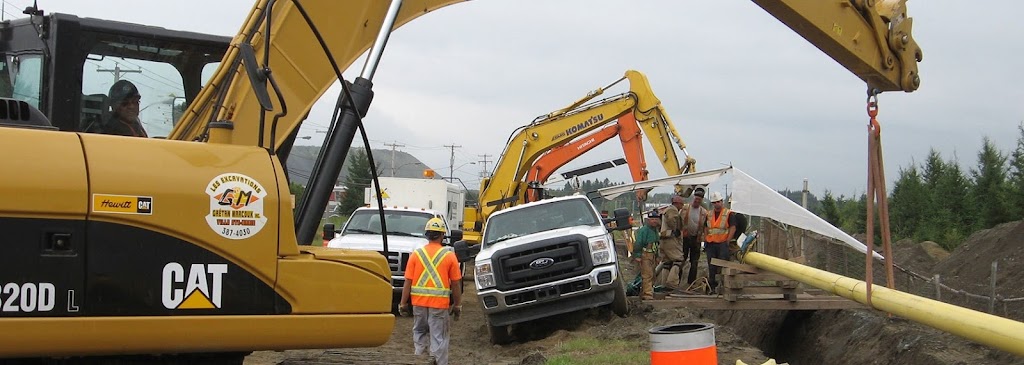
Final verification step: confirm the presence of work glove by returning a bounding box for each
[450,305,462,321]
[398,303,411,317]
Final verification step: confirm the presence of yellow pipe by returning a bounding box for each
[742,252,1024,357]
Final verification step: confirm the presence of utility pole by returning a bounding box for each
[444,144,461,180]
[478,154,492,179]
[384,141,405,176]
[97,64,141,82]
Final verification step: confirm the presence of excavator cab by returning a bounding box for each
[0,11,229,136]
[0,6,398,361]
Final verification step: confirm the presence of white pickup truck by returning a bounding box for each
[454,195,631,344]
[324,177,467,305]
[325,206,461,305]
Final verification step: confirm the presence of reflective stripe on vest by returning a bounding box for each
[411,246,453,298]
[706,208,730,243]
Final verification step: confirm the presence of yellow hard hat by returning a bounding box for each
[424,217,446,233]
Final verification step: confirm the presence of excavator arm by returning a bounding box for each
[464,70,693,244]
[526,114,649,197]
[754,0,921,92]
[168,0,466,147]
[170,0,920,147]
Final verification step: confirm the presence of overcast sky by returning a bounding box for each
[24,0,1023,198]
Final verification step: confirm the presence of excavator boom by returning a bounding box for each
[464,70,693,244]
[169,0,466,148]
[754,0,921,92]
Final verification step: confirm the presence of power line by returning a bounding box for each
[383,141,405,177]
[443,144,462,181]
[478,154,492,179]
[97,64,141,83]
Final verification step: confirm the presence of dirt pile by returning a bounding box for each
[933,221,1024,300]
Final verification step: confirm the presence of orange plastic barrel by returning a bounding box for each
[649,323,717,364]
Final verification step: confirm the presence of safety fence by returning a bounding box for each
[753,218,1024,322]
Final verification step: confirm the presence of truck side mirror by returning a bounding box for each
[322,223,336,245]
[453,240,477,263]
[448,230,464,243]
[612,208,631,231]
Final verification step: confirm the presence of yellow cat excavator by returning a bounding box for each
[0,0,919,363]
[461,70,696,245]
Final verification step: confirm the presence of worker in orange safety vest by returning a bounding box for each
[399,217,463,365]
[704,191,737,294]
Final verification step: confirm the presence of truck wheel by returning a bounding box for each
[488,324,512,345]
[486,317,512,345]
[610,278,626,315]
[611,268,630,317]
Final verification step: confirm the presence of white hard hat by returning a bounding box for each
[709,191,724,203]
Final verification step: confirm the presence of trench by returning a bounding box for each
[704,308,1022,365]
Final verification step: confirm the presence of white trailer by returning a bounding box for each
[364,177,466,231]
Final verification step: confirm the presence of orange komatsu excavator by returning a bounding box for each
[463,70,696,244]
[525,112,657,202]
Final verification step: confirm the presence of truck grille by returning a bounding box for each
[379,251,410,278]
[495,236,591,291]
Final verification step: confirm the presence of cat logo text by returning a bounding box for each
[161,262,227,310]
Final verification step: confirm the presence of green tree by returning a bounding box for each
[919,153,972,249]
[888,165,928,240]
[921,149,947,190]
[288,182,305,211]
[817,190,841,226]
[337,149,373,215]
[837,194,866,235]
[970,137,1012,228]
[1008,123,1024,221]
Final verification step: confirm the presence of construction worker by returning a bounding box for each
[86,80,148,137]
[680,187,709,287]
[705,191,737,295]
[632,210,661,300]
[399,218,463,365]
[659,195,687,291]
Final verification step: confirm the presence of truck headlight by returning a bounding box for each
[589,237,613,265]
[475,260,496,289]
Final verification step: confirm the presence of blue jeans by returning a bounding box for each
[705,242,730,292]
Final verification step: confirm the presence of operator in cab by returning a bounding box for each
[399,218,462,365]
[86,80,148,137]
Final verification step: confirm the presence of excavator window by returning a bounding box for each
[80,52,186,138]
[0,54,44,110]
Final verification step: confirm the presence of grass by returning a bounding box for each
[545,338,648,365]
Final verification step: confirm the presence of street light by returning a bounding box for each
[449,161,476,180]
[392,162,423,177]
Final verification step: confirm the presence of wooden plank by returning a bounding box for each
[646,297,866,310]
[726,273,793,282]
[724,287,800,295]
[723,280,744,290]
[711,258,758,273]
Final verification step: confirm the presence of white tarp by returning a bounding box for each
[594,167,883,259]
[730,168,882,260]
[596,166,732,200]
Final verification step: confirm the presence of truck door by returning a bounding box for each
[0,128,88,317]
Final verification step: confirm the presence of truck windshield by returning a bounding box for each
[482,199,600,247]
[343,210,438,237]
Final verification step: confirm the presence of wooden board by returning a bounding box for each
[646,294,865,310]
[711,258,758,273]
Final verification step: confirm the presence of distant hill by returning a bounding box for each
[285,146,432,187]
